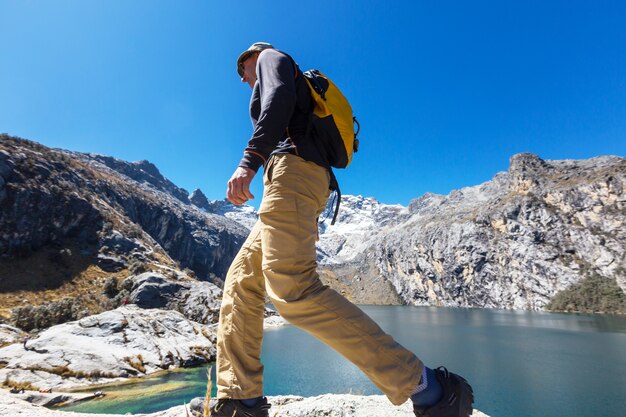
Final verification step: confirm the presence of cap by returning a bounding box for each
[237,42,274,77]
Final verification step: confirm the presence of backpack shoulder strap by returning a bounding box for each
[275,50,300,80]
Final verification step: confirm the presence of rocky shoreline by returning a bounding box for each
[0,304,285,392]
[0,305,217,391]
[0,389,489,417]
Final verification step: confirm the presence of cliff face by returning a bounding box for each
[0,135,248,318]
[356,153,625,310]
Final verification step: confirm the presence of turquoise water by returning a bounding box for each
[59,306,626,417]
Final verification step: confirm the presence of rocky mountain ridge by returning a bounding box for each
[201,154,624,312]
[0,135,248,320]
[329,153,625,311]
[1,134,624,320]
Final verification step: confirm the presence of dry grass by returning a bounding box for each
[204,367,212,417]
[0,253,179,323]
[22,365,118,379]
[124,354,146,374]
[201,328,213,339]
[271,403,283,417]
[2,378,39,391]
[0,261,124,321]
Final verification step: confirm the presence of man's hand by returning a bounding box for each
[227,167,256,205]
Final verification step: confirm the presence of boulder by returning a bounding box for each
[124,273,223,324]
[0,305,216,390]
[96,254,127,272]
[0,324,26,347]
[126,273,187,309]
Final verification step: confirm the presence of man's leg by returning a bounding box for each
[259,154,423,406]
[216,221,266,400]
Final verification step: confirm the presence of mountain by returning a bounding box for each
[0,134,248,321]
[317,195,409,264]
[318,153,625,312]
[1,134,623,318]
[189,188,258,229]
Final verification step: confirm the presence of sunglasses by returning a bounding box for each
[237,52,258,78]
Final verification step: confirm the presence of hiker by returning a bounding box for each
[211,42,474,417]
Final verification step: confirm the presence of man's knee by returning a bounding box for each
[265,271,326,304]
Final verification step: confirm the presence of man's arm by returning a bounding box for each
[227,49,297,205]
[238,49,297,172]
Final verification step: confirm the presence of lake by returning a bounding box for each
[59,306,626,417]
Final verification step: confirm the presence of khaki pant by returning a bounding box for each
[216,154,423,405]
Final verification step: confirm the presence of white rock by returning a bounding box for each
[0,324,26,347]
[0,389,489,417]
[263,315,288,329]
[0,306,216,390]
[268,394,489,417]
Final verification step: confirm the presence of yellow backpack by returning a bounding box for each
[302,70,360,169]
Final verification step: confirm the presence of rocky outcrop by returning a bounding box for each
[247,395,488,417]
[0,305,217,390]
[0,136,248,300]
[0,390,489,417]
[123,272,223,325]
[189,188,210,210]
[191,395,489,417]
[82,154,190,204]
[0,145,104,259]
[6,391,96,407]
[356,153,625,310]
[0,324,26,348]
[122,272,283,325]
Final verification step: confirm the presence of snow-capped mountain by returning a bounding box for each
[189,188,258,230]
[317,195,408,264]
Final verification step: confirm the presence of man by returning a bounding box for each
[211,42,474,417]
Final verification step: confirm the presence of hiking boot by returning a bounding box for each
[209,397,271,417]
[413,367,474,417]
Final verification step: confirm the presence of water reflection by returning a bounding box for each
[376,305,626,334]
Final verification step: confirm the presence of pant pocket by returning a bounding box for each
[258,194,297,215]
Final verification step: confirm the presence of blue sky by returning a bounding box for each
[1,1,625,208]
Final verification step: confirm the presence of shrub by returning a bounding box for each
[11,298,85,331]
[129,260,146,275]
[546,273,626,314]
[103,277,119,298]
